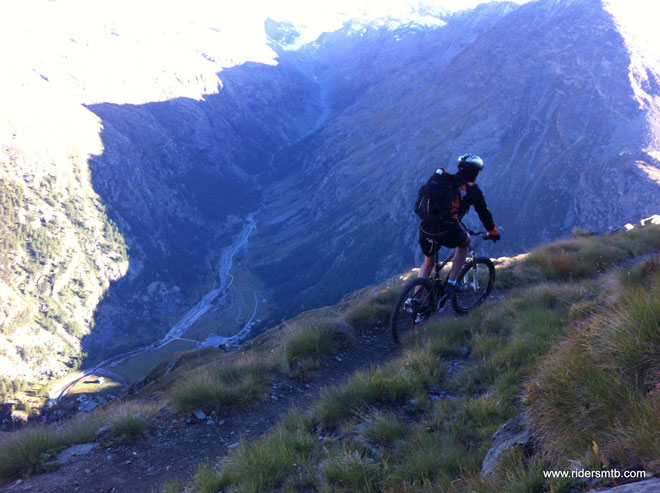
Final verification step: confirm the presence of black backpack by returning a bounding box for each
[414,169,464,223]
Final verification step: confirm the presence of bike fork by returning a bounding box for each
[468,254,479,292]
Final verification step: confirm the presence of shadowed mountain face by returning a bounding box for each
[1,0,659,394]
[81,60,324,359]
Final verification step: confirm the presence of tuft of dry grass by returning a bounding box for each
[192,461,230,493]
[323,446,385,491]
[214,409,320,492]
[343,285,400,327]
[169,357,269,412]
[279,321,353,379]
[525,256,660,469]
[315,348,443,427]
[362,412,409,446]
[106,401,158,443]
[527,225,660,280]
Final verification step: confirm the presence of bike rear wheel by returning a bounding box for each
[391,278,435,344]
[451,257,495,315]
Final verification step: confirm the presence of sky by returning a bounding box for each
[0,0,533,106]
[180,0,531,46]
[3,1,530,43]
[2,0,658,107]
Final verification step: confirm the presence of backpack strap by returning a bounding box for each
[449,176,469,221]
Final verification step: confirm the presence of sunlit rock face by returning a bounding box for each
[1,0,659,394]
[0,0,323,385]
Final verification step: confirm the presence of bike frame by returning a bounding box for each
[428,223,488,308]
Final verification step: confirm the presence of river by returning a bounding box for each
[49,68,331,403]
[47,215,258,403]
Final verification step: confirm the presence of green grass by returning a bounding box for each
[443,283,586,402]
[216,410,320,492]
[425,318,474,357]
[315,349,443,427]
[110,339,198,382]
[193,462,230,493]
[169,359,269,412]
[107,403,155,443]
[390,432,480,487]
[280,321,353,379]
[0,412,105,480]
[159,479,185,493]
[344,285,400,327]
[491,225,660,290]
[192,275,594,490]
[526,225,660,280]
[112,227,660,491]
[0,426,70,479]
[66,374,123,398]
[323,447,385,492]
[362,413,409,446]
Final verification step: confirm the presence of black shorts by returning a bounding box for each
[419,222,468,257]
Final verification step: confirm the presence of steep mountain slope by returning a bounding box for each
[250,0,660,316]
[1,221,657,492]
[2,0,659,409]
[0,3,324,394]
[82,61,323,360]
[0,123,127,388]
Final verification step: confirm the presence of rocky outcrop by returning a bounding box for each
[0,126,128,387]
[481,412,534,477]
[54,443,98,464]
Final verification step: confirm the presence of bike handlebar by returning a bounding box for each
[462,223,498,241]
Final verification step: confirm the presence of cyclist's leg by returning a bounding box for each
[416,237,438,296]
[418,254,435,279]
[449,235,470,281]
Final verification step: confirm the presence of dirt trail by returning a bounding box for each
[1,319,406,493]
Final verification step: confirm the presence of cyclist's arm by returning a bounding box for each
[470,185,498,236]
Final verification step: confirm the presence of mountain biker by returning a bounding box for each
[417,154,499,294]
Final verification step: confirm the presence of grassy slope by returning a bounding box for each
[179,224,660,493]
[1,224,658,489]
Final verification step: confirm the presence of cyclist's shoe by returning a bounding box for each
[445,282,466,295]
[404,297,423,313]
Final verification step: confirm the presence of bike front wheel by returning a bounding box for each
[391,278,435,344]
[451,257,495,315]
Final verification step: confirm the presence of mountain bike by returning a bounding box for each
[390,225,496,343]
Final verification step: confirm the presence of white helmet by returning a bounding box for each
[457,154,484,171]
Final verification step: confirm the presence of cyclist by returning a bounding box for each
[417,154,500,294]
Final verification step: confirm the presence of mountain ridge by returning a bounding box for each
[248,0,660,316]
